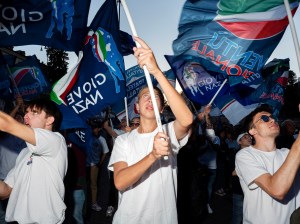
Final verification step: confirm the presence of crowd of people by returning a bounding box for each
[0,37,300,224]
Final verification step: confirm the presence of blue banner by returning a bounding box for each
[0,0,90,52]
[10,56,50,100]
[173,0,298,86]
[88,0,135,56]
[166,55,230,106]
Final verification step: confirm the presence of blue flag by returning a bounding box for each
[0,0,90,52]
[10,56,50,100]
[235,58,290,117]
[173,0,298,86]
[88,0,135,56]
[51,0,126,122]
[166,55,230,106]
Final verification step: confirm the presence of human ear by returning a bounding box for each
[46,116,55,127]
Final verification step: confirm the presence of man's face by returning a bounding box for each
[137,88,162,117]
[250,112,279,138]
[239,134,252,148]
[24,106,50,129]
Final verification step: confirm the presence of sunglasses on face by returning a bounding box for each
[253,114,277,126]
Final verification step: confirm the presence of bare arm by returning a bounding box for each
[133,37,193,140]
[254,133,300,200]
[9,95,24,118]
[0,111,35,145]
[0,180,12,200]
[103,120,118,138]
[113,132,170,190]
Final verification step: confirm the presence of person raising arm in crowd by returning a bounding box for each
[0,98,68,224]
[108,36,193,224]
[235,105,300,224]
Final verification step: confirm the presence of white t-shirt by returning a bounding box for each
[4,128,68,224]
[236,146,300,224]
[108,122,189,224]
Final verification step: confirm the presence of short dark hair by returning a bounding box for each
[243,104,273,132]
[26,97,62,131]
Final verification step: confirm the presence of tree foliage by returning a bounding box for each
[44,47,69,85]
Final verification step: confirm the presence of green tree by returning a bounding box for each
[45,47,69,85]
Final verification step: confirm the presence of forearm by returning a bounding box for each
[0,180,12,200]
[154,71,193,128]
[114,153,157,191]
[257,147,300,199]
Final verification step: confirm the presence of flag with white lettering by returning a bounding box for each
[0,0,90,52]
[51,0,126,122]
[10,56,50,100]
[173,0,298,86]
[165,55,230,105]
[235,58,290,117]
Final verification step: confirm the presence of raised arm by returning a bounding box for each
[0,111,35,145]
[254,132,300,200]
[133,37,193,140]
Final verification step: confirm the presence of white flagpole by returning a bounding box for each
[121,0,167,159]
[208,79,227,105]
[283,0,300,72]
[124,97,129,126]
[120,0,163,133]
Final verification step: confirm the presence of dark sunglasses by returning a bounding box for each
[130,123,140,127]
[253,114,277,126]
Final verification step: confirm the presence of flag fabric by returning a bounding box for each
[0,0,90,52]
[111,65,177,121]
[111,65,149,120]
[88,0,135,56]
[51,0,126,122]
[214,58,289,125]
[235,58,290,117]
[165,55,230,106]
[173,0,298,86]
[214,95,259,126]
[10,56,50,100]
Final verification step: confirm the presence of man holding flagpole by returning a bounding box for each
[108,37,193,224]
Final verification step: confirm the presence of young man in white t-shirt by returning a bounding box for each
[108,37,193,224]
[235,106,300,224]
[0,98,68,224]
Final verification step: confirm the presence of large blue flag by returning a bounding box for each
[0,0,90,52]
[88,0,135,56]
[173,0,298,86]
[51,0,126,122]
[235,58,290,117]
[214,58,290,125]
